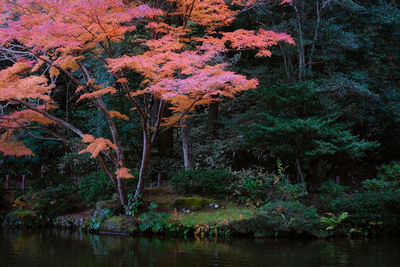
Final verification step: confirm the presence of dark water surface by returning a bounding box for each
[1,228,399,267]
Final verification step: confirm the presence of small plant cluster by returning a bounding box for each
[87,208,114,231]
[124,193,143,217]
[138,203,169,232]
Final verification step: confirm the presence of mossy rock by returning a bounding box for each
[174,197,215,211]
[100,216,137,233]
[2,209,43,228]
[95,200,123,214]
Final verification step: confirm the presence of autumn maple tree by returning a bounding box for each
[0,0,293,206]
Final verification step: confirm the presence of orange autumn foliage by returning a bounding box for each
[0,0,294,195]
[79,134,118,158]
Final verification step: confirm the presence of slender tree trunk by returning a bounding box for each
[117,179,128,206]
[181,118,194,170]
[5,175,9,190]
[135,134,151,198]
[295,155,307,192]
[21,175,25,192]
[292,1,305,81]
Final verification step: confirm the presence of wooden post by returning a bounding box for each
[157,173,161,188]
[335,176,341,185]
[5,175,9,190]
[22,174,25,191]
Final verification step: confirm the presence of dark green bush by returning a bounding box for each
[318,181,349,198]
[31,171,74,189]
[21,185,79,218]
[3,209,44,228]
[230,169,306,206]
[229,169,272,205]
[361,179,400,191]
[324,189,400,235]
[80,171,138,205]
[170,169,235,198]
[80,171,115,204]
[233,201,323,238]
[377,161,400,181]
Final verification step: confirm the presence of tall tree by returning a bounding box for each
[0,0,294,203]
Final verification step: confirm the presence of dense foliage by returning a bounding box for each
[1,0,400,238]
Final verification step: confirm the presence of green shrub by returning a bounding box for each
[318,181,349,198]
[87,208,114,231]
[79,171,138,205]
[230,169,306,205]
[125,193,143,217]
[138,203,169,232]
[31,170,74,189]
[20,185,79,218]
[324,189,400,235]
[80,171,117,204]
[170,169,235,198]
[232,201,323,237]
[229,169,272,205]
[377,161,400,180]
[361,179,399,191]
[275,181,307,201]
[3,209,44,228]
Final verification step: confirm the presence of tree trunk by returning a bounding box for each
[117,178,128,206]
[135,135,151,198]
[181,118,194,170]
[295,155,307,192]
[21,175,25,192]
[97,155,128,206]
[208,102,219,135]
[292,1,306,81]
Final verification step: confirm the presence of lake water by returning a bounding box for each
[1,228,399,267]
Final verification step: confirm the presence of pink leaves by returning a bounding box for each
[0,1,162,54]
[223,29,295,57]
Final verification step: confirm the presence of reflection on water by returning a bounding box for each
[1,228,399,267]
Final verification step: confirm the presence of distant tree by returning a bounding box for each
[243,82,378,191]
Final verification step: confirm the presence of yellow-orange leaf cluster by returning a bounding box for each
[115,167,134,179]
[79,135,118,158]
[109,111,129,120]
[0,131,34,156]
[0,110,57,128]
[0,60,54,101]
